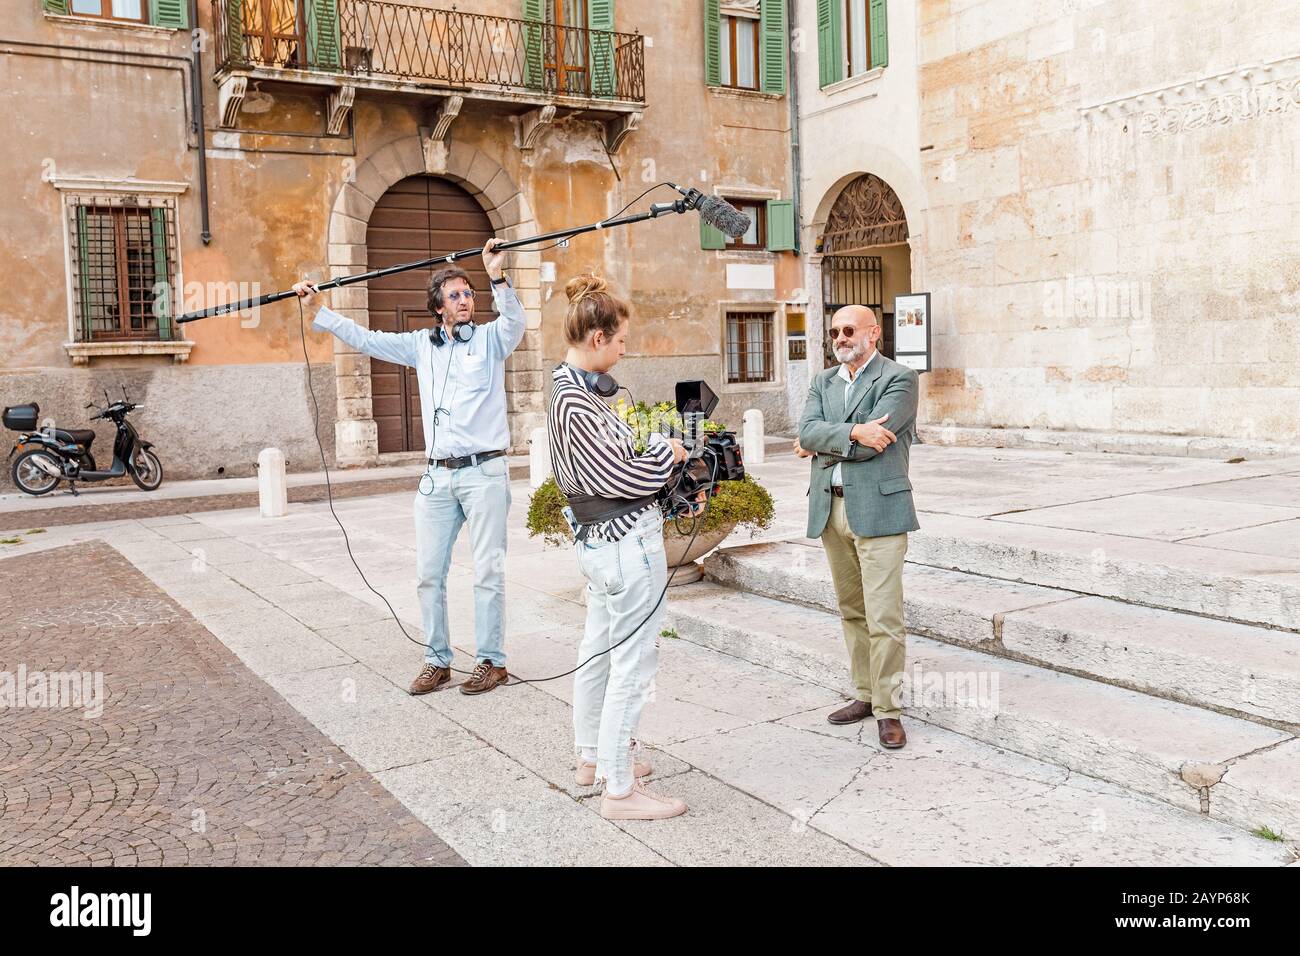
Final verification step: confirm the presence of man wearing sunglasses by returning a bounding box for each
[292,238,525,697]
[797,304,920,749]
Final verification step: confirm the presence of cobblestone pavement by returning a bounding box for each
[0,541,464,867]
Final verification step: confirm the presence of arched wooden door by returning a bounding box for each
[366,176,494,454]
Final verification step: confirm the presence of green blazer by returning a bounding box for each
[798,355,920,540]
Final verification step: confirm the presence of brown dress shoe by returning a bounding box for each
[877,717,906,749]
[459,660,509,695]
[827,699,873,725]
[409,663,451,696]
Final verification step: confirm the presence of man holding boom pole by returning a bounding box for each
[292,238,524,696]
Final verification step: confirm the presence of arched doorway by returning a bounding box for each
[365,175,494,454]
[818,173,910,364]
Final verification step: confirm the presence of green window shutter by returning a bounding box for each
[759,0,786,95]
[816,0,843,87]
[587,0,615,97]
[521,0,544,90]
[703,0,721,87]
[306,0,341,70]
[149,0,188,29]
[224,0,245,63]
[149,208,173,340]
[766,199,796,251]
[869,0,888,68]
[74,206,91,343]
[700,218,725,251]
[43,0,70,14]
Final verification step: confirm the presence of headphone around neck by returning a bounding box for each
[561,362,619,398]
[431,320,475,347]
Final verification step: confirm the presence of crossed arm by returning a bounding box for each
[798,370,919,463]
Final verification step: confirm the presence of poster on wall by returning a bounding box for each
[893,293,931,372]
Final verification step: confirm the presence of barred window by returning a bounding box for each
[726,310,774,384]
[67,197,178,342]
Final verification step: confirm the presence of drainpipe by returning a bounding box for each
[787,0,801,255]
[190,0,212,244]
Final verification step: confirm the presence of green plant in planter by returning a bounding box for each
[613,400,725,453]
[526,473,775,548]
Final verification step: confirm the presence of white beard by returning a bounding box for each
[834,341,868,365]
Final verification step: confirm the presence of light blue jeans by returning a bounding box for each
[414,456,511,667]
[572,508,668,794]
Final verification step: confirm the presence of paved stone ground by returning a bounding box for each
[0,541,463,867]
[0,474,476,535]
[2,444,1296,866]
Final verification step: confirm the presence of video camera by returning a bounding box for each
[658,380,746,518]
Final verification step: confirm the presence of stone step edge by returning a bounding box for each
[777,528,1300,635]
[704,549,1300,734]
[663,586,1295,837]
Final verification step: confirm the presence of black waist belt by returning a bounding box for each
[566,492,658,527]
[428,449,506,469]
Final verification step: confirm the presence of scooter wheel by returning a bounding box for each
[11,448,62,496]
[128,449,164,491]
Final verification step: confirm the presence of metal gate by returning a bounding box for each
[821,255,892,364]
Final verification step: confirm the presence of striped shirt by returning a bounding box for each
[547,363,674,542]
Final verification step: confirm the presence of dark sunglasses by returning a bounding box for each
[828,326,857,339]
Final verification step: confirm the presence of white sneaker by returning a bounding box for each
[599,779,688,821]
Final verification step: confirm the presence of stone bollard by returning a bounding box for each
[257,447,288,518]
[743,409,765,465]
[529,427,550,489]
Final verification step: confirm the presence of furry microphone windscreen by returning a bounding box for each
[696,195,753,239]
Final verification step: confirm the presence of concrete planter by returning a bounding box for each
[663,521,736,586]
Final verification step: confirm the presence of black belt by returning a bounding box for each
[566,492,658,526]
[428,449,507,469]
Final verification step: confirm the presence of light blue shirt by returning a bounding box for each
[831,349,879,488]
[312,280,527,460]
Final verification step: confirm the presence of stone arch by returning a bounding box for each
[799,154,926,372]
[324,136,544,465]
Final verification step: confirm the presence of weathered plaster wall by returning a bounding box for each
[916,0,1300,440]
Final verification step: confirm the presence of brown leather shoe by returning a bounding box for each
[459,659,509,695]
[877,717,906,749]
[409,663,451,696]
[827,699,873,725]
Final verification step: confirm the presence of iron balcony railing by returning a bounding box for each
[212,0,645,103]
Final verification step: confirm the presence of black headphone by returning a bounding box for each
[560,362,619,398]
[431,321,475,347]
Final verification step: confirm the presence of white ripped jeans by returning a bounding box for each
[572,508,668,795]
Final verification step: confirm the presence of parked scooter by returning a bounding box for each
[4,386,163,496]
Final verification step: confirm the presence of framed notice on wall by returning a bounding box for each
[893,293,932,372]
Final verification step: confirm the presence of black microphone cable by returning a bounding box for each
[504,492,710,687]
[297,295,707,686]
[297,296,478,675]
[503,182,676,255]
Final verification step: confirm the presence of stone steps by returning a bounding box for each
[903,512,1300,632]
[704,542,1300,727]
[664,581,1300,838]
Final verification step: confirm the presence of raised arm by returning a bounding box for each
[481,279,527,361]
[480,238,526,361]
[310,306,420,368]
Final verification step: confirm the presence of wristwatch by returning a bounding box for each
[490,274,509,286]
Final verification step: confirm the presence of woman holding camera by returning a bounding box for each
[547,274,690,821]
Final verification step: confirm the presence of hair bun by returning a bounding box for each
[565,273,608,304]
